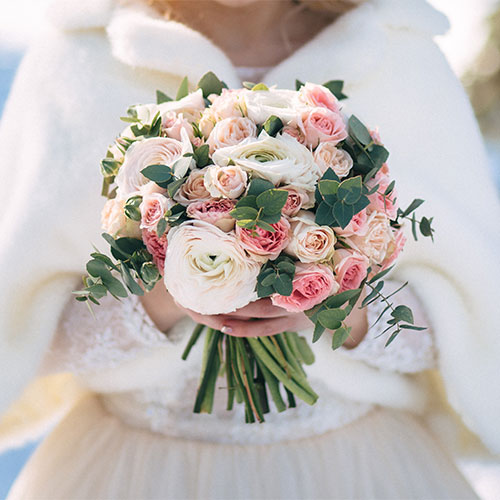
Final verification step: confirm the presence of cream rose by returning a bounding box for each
[243,88,305,125]
[115,133,193,197]
[207,117,257,153]
[349,212,393,265]
[208,88,247,121]
[174,168,212,205]
[314,143,353,178]
[158,88,206,122]
[204,165,248,199]
[285,211,336,263]
[101,198,141,238]
[212,131,322,195]
[164,220,261,314]
[162,111,195,142]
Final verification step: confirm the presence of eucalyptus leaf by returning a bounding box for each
[391,305,414,324]
[295,79,305,90]
[263,115,284,137]
[315,201,335,226]
[256,189,288,215]
[333,201,354,229]
[318,308,347,329]
[274,274,293,296]
[197,71,224,98]
[322,80,347,100]
[141,164,173,183]
[337,176,362,205]
[176,76,189,100]
[349,115,372,146]
[247,179,275,197]
[156,89,173,104]
[332,326,351,350]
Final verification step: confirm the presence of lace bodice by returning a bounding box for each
[42,282,435,444]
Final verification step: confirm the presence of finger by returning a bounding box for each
[185,310,227,332]
[222,314,311,338]
[224,298,288,318]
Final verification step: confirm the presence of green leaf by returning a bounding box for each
[261,273,277,287]
[333,201,355,229]
[197,71,224,98]
[101,158,120,177]
[318,308,347,329]
[324,289,362,309]
[399,324,427,331]
[369,145,390,169]
[156,89,172,104]
[120,265,144,295]
[236,195,258,209]
[400,198,425,218]
[391,305,414,324]
[332,326,351,350]
[318,179,339,205]
[259,212,281,224]
[263,115,284,137]
[157,218,168,238]
[86,284,108,299]
[141,262,160,284]
[167,177,185,198]
[141,164,173,183]
[350,195,370,216]
[176,76,189,100]
[337,176,362,205]
[276,260,295,274]
[368,265,395,284]
[256,189,288,215]
[251,83,269,91]
[230,206,259,220]
[384,180,396,196]
[295,79,305,90]
[193,144,210,167]
[362,281,384,307]
[255,220,276,232]
[242,81,256,90]
[103,275,128,298]
[247,179,275,197]
[124,204,141,221]
[256,282,275,298]
[312,322,326,343]
[315,201,335,226]
[322,80,348,100]
[274,274,293,296]
[419,217,434,239]
[86,259,112,279]
[321,168,341,182]
[349,115,372,146]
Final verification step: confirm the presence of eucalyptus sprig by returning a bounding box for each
[230,178,289,233]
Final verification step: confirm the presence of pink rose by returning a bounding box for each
[366,172,398,220]
[208,88,246,120]
[142,228,168,273]
[271,263,339,313]
[236,218,291,261]
[162,111,195,142]
[204,164,248,199]
[280,186,310,216]
[207,117,257,153]
[333,249,369,293]
[299,83,340,113]
[140,193,171,231]
[381,228,406,271]
[186,198,236,232]
[369,128,383,145]
[335,209,368,237]
[281,125,306,145]
[174,168,212,205]
[301,107,347,148]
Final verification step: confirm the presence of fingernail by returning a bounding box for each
[221,325,233,334]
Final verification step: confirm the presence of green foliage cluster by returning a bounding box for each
[256,256,296,298]
[230,178,289,233]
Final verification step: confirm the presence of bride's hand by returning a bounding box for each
[178,298,312,337]
[178,296,368,346]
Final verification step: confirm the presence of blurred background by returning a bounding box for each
[0,0,499,498]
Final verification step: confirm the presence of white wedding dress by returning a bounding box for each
[7,283,477,499]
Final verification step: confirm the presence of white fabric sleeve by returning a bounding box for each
[39,294,177,376]
[339,280,435,373]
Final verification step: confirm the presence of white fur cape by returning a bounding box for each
[0,0,499,456]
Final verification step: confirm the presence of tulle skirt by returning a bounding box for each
[8,395,478,500]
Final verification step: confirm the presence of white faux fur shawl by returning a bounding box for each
[0,0,499,455]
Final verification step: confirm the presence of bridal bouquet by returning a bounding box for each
[77,72,434,423]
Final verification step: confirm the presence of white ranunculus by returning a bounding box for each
[243,88,306,125]
[211,131,322,194]
[164,220,261,314]
[158,89,206,122]
[285,211,336,263]
[115,132,193,197]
